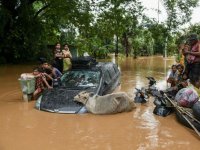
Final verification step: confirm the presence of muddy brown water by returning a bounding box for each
[0,56,199,150]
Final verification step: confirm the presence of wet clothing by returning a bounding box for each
[188,62,200,83]
[186,42,200,64]
[167,71,178,87]
[53,67,62,78]
[63,58,72,72]
[40,67,52,86]
[54,50,63,73]
[35,73,45,92]
[186,41,200,83]
[177,71,185,83]
[62,50,72,72]
[169,71,178,80]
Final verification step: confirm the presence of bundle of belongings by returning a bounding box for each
[153,81,200,117]
[175,88,199,108]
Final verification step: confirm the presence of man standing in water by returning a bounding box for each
[183,34,200,84]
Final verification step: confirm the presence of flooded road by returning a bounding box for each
[0,56,199,150]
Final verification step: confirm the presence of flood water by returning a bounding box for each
[0,56,199,150]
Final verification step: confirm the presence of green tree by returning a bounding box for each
[0,0,89,63]
[161,0,199,57]
[148,23,168,55]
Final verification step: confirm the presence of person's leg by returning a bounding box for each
[59,59,63,73]
[188,64,193,81]
[167,77,176,87]
[188,63,200,84]
[33,88,42,100]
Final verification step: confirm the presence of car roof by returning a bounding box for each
[71,62,116,72]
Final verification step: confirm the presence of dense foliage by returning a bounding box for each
[0,0,199,63]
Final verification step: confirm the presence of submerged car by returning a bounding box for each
[35,57,121,114]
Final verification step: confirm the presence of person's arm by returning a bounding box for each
[68,51,72,59]
[180,81,188,87]
[52,68,57,78]
[56,69,62,77]
[188,48,200,56]
[43,73,53,81]
[174,72,179,81]
[185,43,200,56]
[41,75,52,89]
[63,50,72,58]
[54,51,64,58]
[182,44,190,55]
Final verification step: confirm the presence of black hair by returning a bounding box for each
[63,44,69,50]
[44,68,52,75]
[55,42,60,46]
[33,67,43,72]
[188,34,198,40]
[171,64,177,69]
[176,64,184,70]
[38,57,47,65]
[187,34,199,46]
[51,61,57,68]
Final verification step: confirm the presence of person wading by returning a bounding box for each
[183,34,200,84]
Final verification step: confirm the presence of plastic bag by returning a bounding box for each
[153,105,173,117]
[19,73,35,94]
[175,88,199,108]
[20,73,34,79]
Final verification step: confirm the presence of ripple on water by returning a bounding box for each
[0,89,21,102]
[133,102,160,150]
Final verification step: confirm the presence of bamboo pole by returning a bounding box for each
[164,93,200,137]
[178,106,200,125]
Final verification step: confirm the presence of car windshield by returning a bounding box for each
[61,70,100,88]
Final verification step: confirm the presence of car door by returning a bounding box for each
[107,64,120,92]
[112,64,120,86]
[101,69,112,95]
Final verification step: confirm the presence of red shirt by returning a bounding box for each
[186,41,200,63]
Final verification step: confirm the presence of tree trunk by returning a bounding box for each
[163,33,169,58]
[115,35,119,57]
[125,33,129,57]
[122,32,130,57]
[133,47,137,59]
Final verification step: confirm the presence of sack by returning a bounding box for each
[20,73,34,79]
[175,88,199,108]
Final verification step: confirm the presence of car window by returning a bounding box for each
[61,70,100,88]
